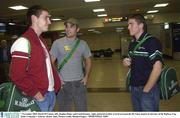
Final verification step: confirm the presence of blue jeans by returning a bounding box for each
[130,84,160,111]
[35,91,56,111]
[57,80,87,111]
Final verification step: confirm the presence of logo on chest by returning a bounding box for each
[64,45,71,52]
[138,46,145,50]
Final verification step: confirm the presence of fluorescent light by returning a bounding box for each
[154,3,169,7]
[97,14,107,17]
[8,23,16,25]
[93,8,105,12]
[84,0,100,2]
[147,10,159,13]
[88,29,95,31]
[9,5,28,10]
[164,22,169,29]
[116,27,124,30]
[61,31,66,34]
[51,18,62,21]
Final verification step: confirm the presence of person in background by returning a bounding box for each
[123,14,163,111]
[10,5,61,111]
[50,18,92,111]
[0,40,11,84]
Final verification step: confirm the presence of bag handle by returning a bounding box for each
[128,33,152,57]
[58,39,80,72]
[133,33,152,51]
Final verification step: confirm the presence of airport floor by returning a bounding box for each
[55,53,180,111]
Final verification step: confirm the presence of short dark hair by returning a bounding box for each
[26,5,48,26]
[128,14,147,32]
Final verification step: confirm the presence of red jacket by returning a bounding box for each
[10,28,61,97]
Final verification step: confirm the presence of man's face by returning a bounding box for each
[128,19,142,37]
[36,10,51,32]
[65,23,79,38]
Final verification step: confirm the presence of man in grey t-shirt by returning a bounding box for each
[50,18,92,111]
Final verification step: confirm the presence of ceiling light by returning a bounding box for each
[84,0,100,2]
[164,22,169,29]
[116,27,124,30]
[61,31,66,34]
[154,3,169,7]
[8,23,16,25]
[147,10,159,13]
[97,14,107,17]
[88,29,95,31]
[93,8,105,12]
[51,18,62,21]
[8,5,28,10]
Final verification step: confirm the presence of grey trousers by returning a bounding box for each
[57,80,87,111]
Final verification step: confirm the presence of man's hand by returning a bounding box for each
[34,92,45,101]
[123,58,131,67]
[81,76,88,85]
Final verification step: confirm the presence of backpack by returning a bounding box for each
[126,66,180,100]
[0,37,40,111]
[159,66,180,100]
[0,82,40,111]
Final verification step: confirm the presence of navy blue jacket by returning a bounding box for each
[128,32,163,86]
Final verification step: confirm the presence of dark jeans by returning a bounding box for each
[57,80,87,111]
[130,84,160,111]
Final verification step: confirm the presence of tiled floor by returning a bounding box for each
[55,53,180,111]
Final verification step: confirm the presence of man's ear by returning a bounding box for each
[31,15,37,24]
[139,23,144,30]
[76,27,80,32]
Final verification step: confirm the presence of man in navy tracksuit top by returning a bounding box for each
[123,14,163,111]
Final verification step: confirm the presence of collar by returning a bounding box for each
[24,27,43,41]
[133,32,147,43]
[65,36,78,43]
[23,27,47,48]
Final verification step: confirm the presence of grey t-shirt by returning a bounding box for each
[50,37,91,81]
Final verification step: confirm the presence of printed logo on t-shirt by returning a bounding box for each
[64,45,71,52]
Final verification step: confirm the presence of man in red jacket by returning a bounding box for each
[10,5,61,111]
